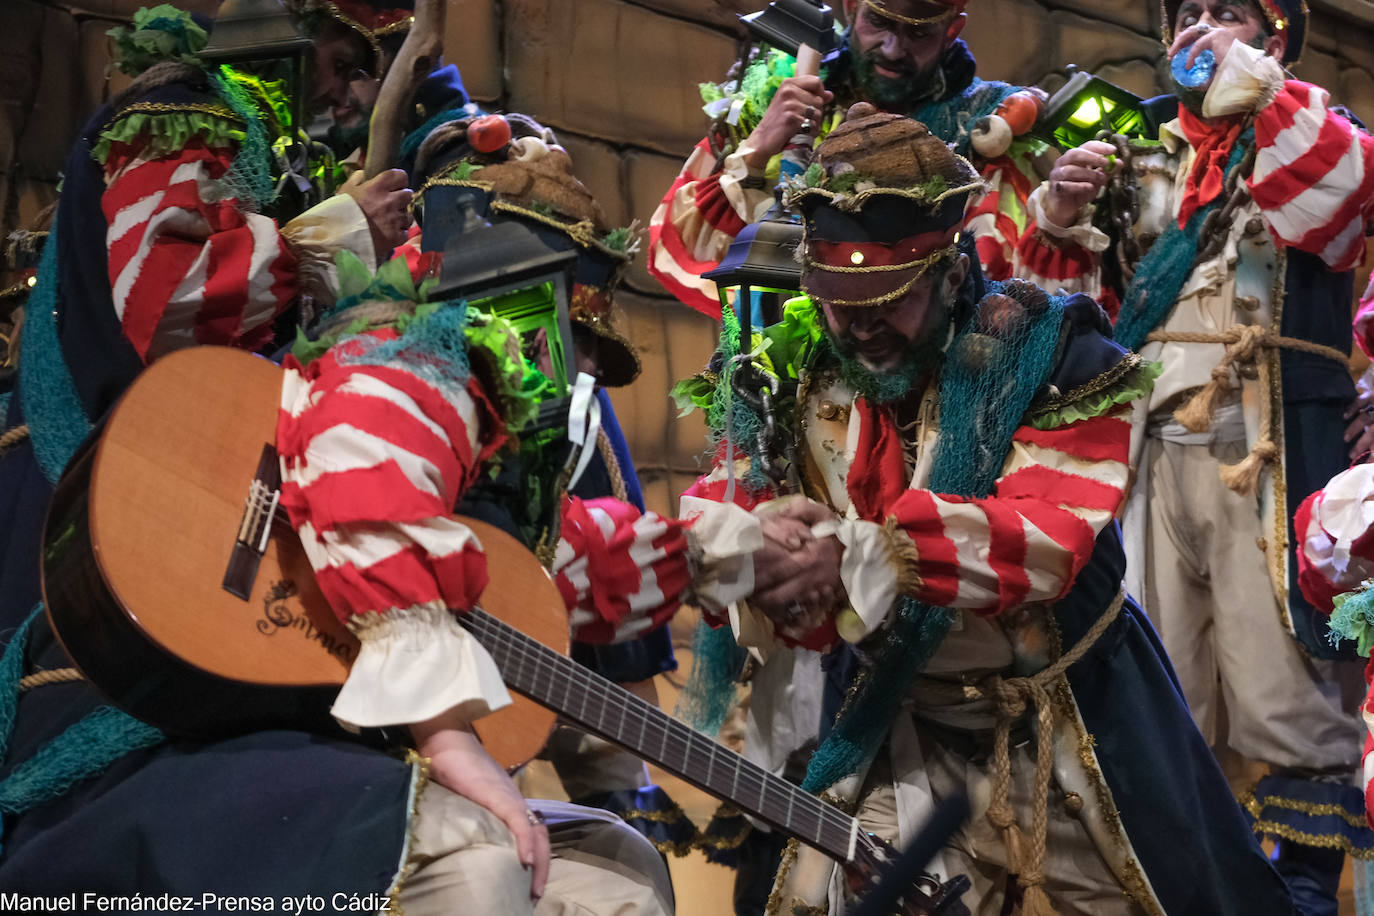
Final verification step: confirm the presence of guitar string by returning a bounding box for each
[490,614,855,849]
[464,610,857,851]
[246,482,858,844]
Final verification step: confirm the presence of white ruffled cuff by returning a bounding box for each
[1026,183,1111,253]
[281,193,376,306]
[834,518,906,643]
[680,495,763,612]
[720,145,779,225]
[332,600,512,731]
[1314,464,1374,580]
[1202,40,1284,119]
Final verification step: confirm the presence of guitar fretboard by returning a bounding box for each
[461,610,858,861]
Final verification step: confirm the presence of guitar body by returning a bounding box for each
[43,346,565,769]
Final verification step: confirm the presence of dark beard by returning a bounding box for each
[851,49,944,113]
[830,315,949,405]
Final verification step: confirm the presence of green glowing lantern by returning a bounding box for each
[1037,66,1154,150]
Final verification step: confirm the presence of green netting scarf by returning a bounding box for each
[802,282,1067,793]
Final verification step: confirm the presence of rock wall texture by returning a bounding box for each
[3,0,1374,516]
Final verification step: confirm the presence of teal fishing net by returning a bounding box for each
[800,281,1067,793]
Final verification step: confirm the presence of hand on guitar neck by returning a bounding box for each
[410,710,551,901]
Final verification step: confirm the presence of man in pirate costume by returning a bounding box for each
[647,0,1049,318]
[674,104,1293,914]
[1016,2,1374,908]
[0,5,679,911]
[403,110,699,860]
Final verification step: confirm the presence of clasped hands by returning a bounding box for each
[749,497,846,633]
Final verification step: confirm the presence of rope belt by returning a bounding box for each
[1146,327,1350,496]
[18,667,83,693]
[0,424,29,460]
[918,589,1126,914]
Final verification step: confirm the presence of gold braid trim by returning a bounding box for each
[113,101,242,123]
[882,516,922,596]
[1239,785,1369,831]
[614,805,691,825]
[861,0,959,27]
[790,178,986,214]
[1248,819,1374,860]
[17,667,83,692]
[411,175,494,213]
[805,245,956,275]
[802,267,932,308]
[1268,251,1291,628]
[692,817,753,853]
[0,425,30,460]
[764,837,804,916]
[490,201,638,261]
[1047,622,1161,913]
[1033,352,1143,414]
[385,749,434,916]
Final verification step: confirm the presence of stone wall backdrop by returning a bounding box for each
[4,1,1374,911]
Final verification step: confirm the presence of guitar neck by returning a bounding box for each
[461,610,859,862]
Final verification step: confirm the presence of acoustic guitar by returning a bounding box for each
[41,345,969,915]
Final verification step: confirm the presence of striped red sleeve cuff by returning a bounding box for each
[102,141,298,361]
[886,409,1131,614]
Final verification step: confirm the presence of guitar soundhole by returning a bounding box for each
[254,579,357,664]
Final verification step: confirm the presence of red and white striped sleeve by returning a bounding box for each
[1295,464,1374,614]
[966,155,1034,283]
[1010,184,1110,308]
[276,334,513,730]
[101,137,372,363]
[1248,78,1374,271]
[884,405,1132,614]
[646,138,772,319]
[552,496,691,645]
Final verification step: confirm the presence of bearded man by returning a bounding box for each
[647,0,1045,317]
[1016,3,1374,910]
[674,104,1293,916]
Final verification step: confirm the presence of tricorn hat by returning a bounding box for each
[785,103,984,308]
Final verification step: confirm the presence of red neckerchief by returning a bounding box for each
[846,398,909,521]
[1176,106,1245,228]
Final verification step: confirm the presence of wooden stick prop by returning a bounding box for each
[364,0,447,179]
[779,42,822,179]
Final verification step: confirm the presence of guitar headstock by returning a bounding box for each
[845,830,972,916]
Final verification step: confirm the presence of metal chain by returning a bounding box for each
[1097,131,1141,284]
[1193,141,1258,268]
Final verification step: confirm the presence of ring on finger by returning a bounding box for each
[525,808,546,827]
[1361,404,1374,416]
[800,117,814,133]
[804,105,816,120]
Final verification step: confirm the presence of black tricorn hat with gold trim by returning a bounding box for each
[785,104,984,308]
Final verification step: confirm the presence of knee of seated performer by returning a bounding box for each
[551,818,675,915]
[398,842,533,914]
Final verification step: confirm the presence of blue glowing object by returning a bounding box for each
[1171,48,1215,89]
